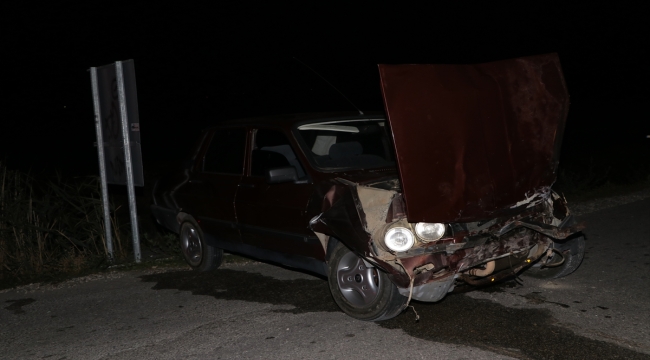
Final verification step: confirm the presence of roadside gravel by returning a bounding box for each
[568,186,650,216]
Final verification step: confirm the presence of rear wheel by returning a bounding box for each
[525,234,585,279]
[327,242,407,321]
[180,220,223,271]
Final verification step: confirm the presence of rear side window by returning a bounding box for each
[203,128,247,174]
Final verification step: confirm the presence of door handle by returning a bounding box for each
[239,183,255,188]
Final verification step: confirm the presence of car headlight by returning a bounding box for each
[384,227,415,252]
[414,222,446,242]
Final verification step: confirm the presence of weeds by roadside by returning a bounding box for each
[555,154,650,203]
[555,138,650,201]
[0,162,112,286]
[0,162,178,288]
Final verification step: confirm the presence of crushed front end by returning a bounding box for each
[311,178,584,302]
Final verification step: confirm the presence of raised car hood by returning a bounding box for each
[379,54,569,223]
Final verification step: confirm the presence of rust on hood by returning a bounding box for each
[379,53,570,223]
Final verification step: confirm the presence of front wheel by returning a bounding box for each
[525,234,585,279]
[327,242,407,321]
[180,220,223,272]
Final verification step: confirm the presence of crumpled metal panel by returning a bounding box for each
[309,181,373,256]
[379,54,569,223]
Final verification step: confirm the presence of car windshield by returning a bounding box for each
[295,119,396,170]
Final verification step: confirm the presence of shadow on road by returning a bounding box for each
[141,269,647,360]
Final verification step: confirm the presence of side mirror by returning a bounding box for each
[266,166,298,184]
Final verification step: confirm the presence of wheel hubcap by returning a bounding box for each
[337,251,380,307]
[181,226,202,267]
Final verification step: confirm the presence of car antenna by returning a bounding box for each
[293,57,364,115]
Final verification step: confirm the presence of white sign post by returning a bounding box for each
[90,59,143,263]
[90,68,114,261]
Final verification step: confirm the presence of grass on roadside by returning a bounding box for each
[0,162,180,289]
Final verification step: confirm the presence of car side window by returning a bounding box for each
[203,128,247,174]
[251,129,306,179]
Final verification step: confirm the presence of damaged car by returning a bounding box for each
[151,53,584,321]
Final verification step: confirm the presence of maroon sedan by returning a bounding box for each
[151,53,584,321]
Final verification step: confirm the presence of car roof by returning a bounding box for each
[207,111,386,130]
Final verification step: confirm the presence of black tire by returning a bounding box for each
[525,234,585,279]
[179,220,223,271]
[327,242,407,321]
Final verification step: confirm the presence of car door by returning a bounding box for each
[193,127,247,243]
[235,128,323,259]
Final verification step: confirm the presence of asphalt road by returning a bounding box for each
[1,198,649,360]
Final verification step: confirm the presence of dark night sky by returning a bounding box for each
[2,2,648,177]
